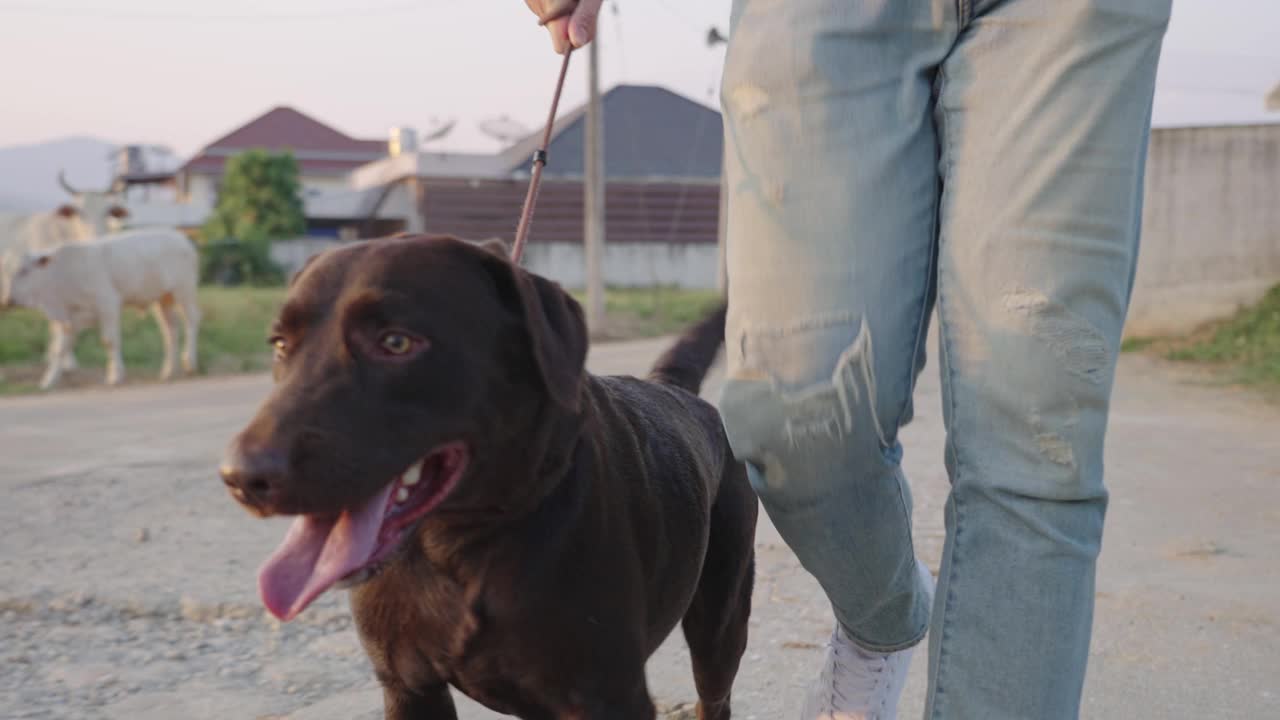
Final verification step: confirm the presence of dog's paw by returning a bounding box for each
[656,701,699,720]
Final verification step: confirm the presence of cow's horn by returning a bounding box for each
[57,170,80,196]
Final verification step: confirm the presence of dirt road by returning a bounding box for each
[2,335,1277,719]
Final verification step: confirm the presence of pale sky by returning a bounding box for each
[0,0,1276,158]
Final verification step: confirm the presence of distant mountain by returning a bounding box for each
[0,137,118,213]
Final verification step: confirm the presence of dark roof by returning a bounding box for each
[501,85,722,181]
[181,106,385,177]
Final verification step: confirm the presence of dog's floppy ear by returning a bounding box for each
[485,255,588,411]
[474,237,510,258]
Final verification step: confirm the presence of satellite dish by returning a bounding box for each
[421,118,456,144]
[478,115,532,146]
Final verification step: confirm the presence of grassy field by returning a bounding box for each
[571,286,723,340]
[1124,283,1280,393]
[0,285,722,394]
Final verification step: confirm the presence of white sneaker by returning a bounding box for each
[801,562,935,720]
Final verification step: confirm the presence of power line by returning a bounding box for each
[0,2,423,22]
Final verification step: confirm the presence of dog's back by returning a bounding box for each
[591,301,732,503]
[580,302,755,662]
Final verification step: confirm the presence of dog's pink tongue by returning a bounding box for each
[258,483,394,621]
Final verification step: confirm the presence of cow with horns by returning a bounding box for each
[1,170,131,378]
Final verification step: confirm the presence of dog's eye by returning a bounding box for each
[268,336,287,359]
[378,332,415,356]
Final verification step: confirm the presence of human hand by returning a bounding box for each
[524,0,604,54]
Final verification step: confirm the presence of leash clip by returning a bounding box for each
[511,49,574,265]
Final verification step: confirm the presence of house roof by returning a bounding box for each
[346,85,724,191]
[499,85,723,181]
[181,106,386,177]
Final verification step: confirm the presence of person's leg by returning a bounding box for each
[927,0,1170,717]
[718,0,954,657]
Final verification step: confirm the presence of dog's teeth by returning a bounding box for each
[401,460,423,487]
[396,487,411,503]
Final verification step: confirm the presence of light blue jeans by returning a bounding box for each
[716,0,1170,717]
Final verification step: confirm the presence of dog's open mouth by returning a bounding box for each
[257,442,468,621]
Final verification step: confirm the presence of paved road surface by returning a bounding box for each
[2,333,1277,719]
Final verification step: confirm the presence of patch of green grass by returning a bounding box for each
[0,304,54,366]
[1120,336,1156,353]
[1162,284,1280,387]
[572,286,723,338]
[0,286,287,383]
[0,285,722,393]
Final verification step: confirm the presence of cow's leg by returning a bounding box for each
[100,302,125,386]
[60,339,78,371]
[152,299,178,381]
[48,319,79,371]
[175,286,201,374]
[39,322,71,390]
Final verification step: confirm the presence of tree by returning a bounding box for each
[200,150,306,285]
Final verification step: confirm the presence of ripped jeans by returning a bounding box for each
[717,0,1170,717]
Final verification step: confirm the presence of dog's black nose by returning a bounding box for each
[220,438,288,511]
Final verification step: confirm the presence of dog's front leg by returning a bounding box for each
[383,683,457,720]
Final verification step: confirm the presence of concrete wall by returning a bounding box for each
[522,241,719,290]
[270,237,348,279]
[123,196,213,231]
[184,175,217,207]
[265,237,720,290]
[1127,124,1280,337]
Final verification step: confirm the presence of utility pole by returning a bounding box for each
[707,26,729,293]
[584,39,606,334]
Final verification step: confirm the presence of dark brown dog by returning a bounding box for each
[219,234,757,719]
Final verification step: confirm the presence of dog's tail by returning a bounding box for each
[648,302,728,395]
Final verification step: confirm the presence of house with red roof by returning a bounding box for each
[163,106,412,239]
[177,105,386,204]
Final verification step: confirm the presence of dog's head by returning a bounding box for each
[219,234,587,620]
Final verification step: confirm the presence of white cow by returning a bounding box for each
[55,170,130,237]
[0,171,131,373]
[3,229,201,390]
[0,171,129,254]
[0,203,103,280]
